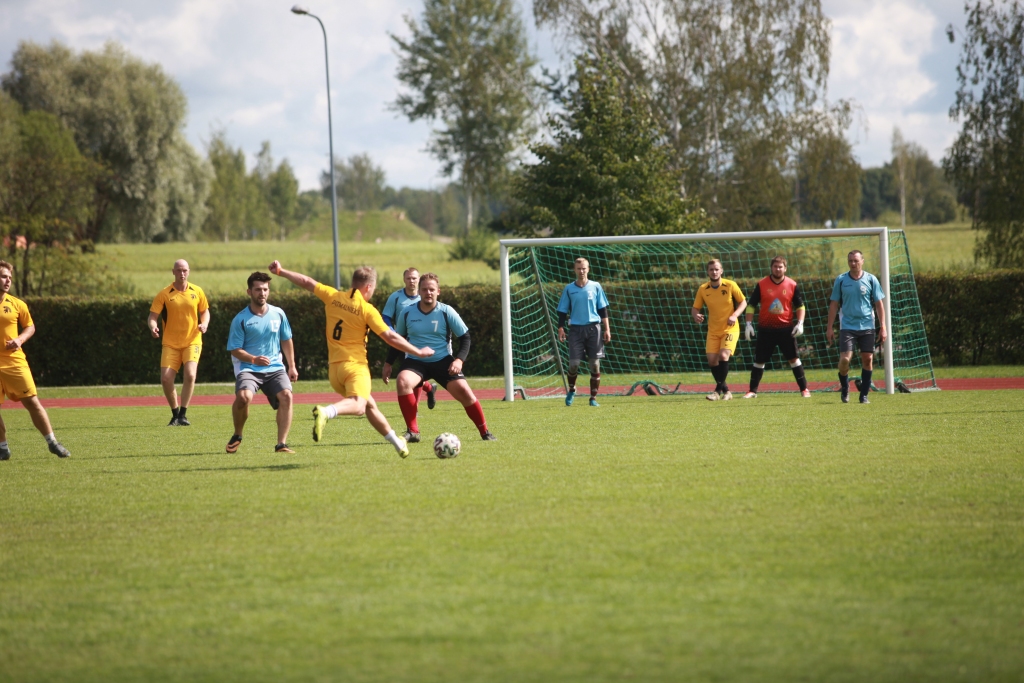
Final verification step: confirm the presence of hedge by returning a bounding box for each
[17,270,1024,386]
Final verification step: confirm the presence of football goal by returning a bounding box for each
[499,227,936,401]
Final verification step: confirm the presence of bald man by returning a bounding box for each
[148,260,210,426]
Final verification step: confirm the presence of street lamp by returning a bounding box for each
[291,4,340,289]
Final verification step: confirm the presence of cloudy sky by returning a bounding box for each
[0,0,971,191]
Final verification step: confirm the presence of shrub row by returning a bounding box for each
[19,271,1024,386]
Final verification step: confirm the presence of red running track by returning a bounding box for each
[4,376,1021,410]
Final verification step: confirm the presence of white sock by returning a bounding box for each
[323,404,338,420]
[384,430,403,449]
[44,432,57,445]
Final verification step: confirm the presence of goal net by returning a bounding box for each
[498,228,936,400]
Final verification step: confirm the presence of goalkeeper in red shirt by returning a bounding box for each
[742,256,811,398]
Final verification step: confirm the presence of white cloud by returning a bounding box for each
[824,0,962,166]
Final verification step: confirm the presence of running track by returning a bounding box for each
[8,377,1023,410]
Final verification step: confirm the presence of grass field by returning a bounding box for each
[2,388,1022,681]
[96,239,500,296]
[899,222,980,272]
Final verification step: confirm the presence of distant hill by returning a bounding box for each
[290,207,431,242]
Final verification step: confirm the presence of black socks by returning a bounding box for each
[590,374,600,398]
[792,364,807,391]
[861,370,872,398]
[749,366,764,393]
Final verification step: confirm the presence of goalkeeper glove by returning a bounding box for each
[745,321,755,341]
[791,321,804,337]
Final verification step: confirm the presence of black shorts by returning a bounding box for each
[839,329,875,354]
[754,327,799,364]
[399,355,466,389]
[567,323,605,363]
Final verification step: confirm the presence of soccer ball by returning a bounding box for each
[433,433,461,459]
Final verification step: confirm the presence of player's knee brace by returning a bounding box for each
[568,361,581,374]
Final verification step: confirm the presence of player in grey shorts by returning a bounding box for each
[556,258,612,407]
[225,272,299,453]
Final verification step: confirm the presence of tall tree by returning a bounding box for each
[944,0,1024,266]
[321,153,387,211]
[1,40,210,242]
[0,94,104,295]
[513,56,711,237]
[796,117,861,227]
[392,0,537,235]
[255,142,299,240]
[533,0,837,231]
[202,132,271,242]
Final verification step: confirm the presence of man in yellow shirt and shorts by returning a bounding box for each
[692,258,747,401]
[148,259,210,426]
[269,260,434,458]
[0,260,71,460]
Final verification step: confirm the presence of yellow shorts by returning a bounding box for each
[161,344,202,372]
[329,360,372,399]
[706,328,739,355]
[0,364,38,403]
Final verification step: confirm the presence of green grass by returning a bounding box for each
[898,223,980,273]
[95,238,499,296]
[2,390,1023,681]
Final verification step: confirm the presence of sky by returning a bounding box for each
[0,0,973,192]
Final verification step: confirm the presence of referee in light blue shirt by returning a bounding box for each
[556,257,611,407]
[826,249,886,404]
[225,271,298,454]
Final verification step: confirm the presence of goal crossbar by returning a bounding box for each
[499,227,898,401]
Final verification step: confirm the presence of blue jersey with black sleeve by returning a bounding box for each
[382,288,420,327]
[227,304,293,375]
[830,271,884,331]
[557,280,609,326]
[395,302,469,359]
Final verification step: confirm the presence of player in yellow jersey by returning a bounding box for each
[691,258,747,401]
[268,260,434,458]
[0,260,70,460]
[148,259,209,426]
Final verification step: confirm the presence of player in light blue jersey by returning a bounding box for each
[557,258,611,406]
[225,272,299,453]
[384,273,496,442]
[381,267,437,411]
[826,249,886,404]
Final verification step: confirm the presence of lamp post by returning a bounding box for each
[291,5,340,289]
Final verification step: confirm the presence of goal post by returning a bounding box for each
[500,227,937,401]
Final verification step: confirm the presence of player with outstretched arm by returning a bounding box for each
[826,249,886,404]
[742,256,811,398]
[692,259,747,401]
[224,271,299,454]
[383,273,496,442]
[556,257,611,407]
[269,260,434,458]
[380,267,437,412]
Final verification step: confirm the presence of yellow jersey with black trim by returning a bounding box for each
[0,294,33,369]
[693,278,745,336]
[150,283,209,349]
[314,283,390,364]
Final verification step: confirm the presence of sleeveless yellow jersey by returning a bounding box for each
[314,283,390,364]
[693,278,745,335]
[0,294,33,369]
[150,283,209,349]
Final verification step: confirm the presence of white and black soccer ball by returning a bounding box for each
[433,433,461,459]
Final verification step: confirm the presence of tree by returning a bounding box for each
[797,121,861,227]
[512,56,711,237]
[392,0,537,235]
[255,142,299,240]
[944,0,1024,266]
[533,0,838,231]
[202,132,271,242]
[1,40,210,242]
[0,93,114,295]
[322,153,387,211]
[860,140,958,225]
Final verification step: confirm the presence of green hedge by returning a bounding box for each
[18,271,1024,386]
